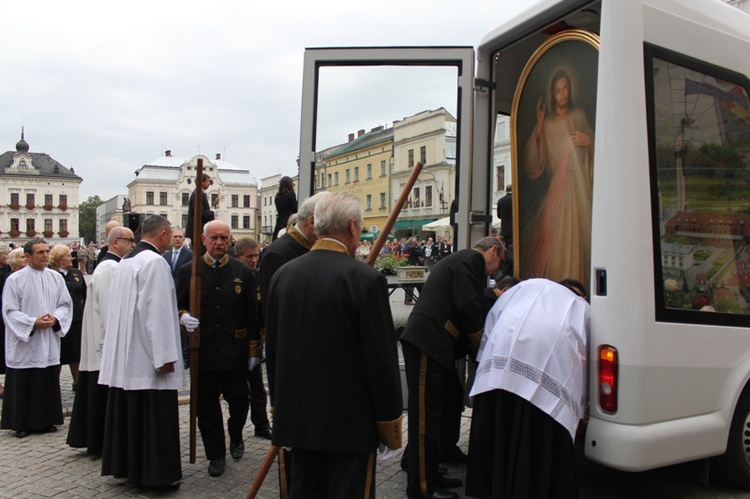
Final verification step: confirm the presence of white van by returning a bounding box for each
[296,0,750,488]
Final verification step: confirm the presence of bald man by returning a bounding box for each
[96,220,122,265]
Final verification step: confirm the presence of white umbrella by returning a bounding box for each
[422,216,452,230]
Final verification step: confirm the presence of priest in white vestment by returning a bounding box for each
[466,278,589,499]
[1,238,72,438]
[99,215,185,489]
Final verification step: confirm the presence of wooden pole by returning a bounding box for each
[188,158,204,464]
[365,161,424,267]
[245,162,425,498]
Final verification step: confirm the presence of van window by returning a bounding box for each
[646,45,750,324]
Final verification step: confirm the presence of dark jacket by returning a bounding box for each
[185,189,215,241]
[266,241,402,453]
[272,190,298,240]
[258,224,311,319]
[400,249,486,369]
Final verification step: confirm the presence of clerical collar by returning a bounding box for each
[311,238,350,255]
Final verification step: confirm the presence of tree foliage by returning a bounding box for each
[79,195,103,244]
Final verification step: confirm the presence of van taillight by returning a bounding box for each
[598,345,618,414]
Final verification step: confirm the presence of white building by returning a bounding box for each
[95,194,128,243]
[127,151,259,241]
[0,130,81,245]
[259,173,298,243]
[492,115,512,225]
[391,108,456,236]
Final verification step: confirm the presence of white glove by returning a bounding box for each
[180,313,200,333]
[248,357,261,371]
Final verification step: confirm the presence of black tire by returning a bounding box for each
[715,389,750,489]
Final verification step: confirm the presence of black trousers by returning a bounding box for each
[197,368,249,460]
[402,341,450,498]
[290,447,376,499]
[247,364,270,431]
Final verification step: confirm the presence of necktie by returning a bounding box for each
[214,260,221,269]
[172,250,178,271]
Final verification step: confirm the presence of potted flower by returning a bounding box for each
[9,202,20,210]
[43,230,54,238]
[59,230,69,238]
[25,202,35,210]
[9,230,21,237]
[59,203,68,211]
[374,254,408,275]
[43,204,53,211]
[25,229,36,237]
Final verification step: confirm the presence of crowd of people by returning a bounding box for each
[0,182,591,498]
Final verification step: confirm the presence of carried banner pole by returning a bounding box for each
[188,158,204,464]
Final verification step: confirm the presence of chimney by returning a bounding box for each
[216,153,221,160]
[165,150,172,157]
[358,129,365,137]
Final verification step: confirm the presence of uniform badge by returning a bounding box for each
[236,285,242,295]
[74,276,80,282]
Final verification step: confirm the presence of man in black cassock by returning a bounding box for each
[266,191,403,498]
[176,221,261,477]
[400,237,504,499]
[258,190,329,498]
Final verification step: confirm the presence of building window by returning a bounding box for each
[182,214,188,228]
[231,215,239,229]
[380,193,386,209]
[26,193,35,207]
[26,219,35,233]
[346,169,351,183]
[10,193,19,205]
[380,160,386,176]
[321,172,325,186]
[160,192,167,205]
[413,187,420,207]
[328,173,332,186]
[366,164,372,179]
[243,195,251,208]
[335,172,339,186]
[10,218,19,232]
[496,165,505,192]
[59,219,67,233]
[366,194,372,211]
[182,192,189,206]
[420,145,427,164]
[243,215,250,229]
[426,185,433,207]
[59,194,67,207]
[19,160,27,170]
[408,149,414,167]
[232,195,239,208]
[354,166,360,182]
[44,194,53,206]
[211,194,218,208]
[146,191,154,205]
[44,219,53,232]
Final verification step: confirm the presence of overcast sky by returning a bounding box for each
[1,1,537,201]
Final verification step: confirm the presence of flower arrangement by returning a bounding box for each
[43,230,54,238]
[25,203,35,210]
[43,204,54,211]
[25,229,36,237]
[9,230,21,237]
[9,203,20,210]
[374,254,408,275]
[59,230,69,237]
[59,204,68,211]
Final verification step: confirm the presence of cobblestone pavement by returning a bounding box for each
[2,288,750,497]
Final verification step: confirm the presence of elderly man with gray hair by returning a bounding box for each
[266,191,403,498]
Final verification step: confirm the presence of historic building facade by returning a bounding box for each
[0,130,82,244]
[127,151,259,242]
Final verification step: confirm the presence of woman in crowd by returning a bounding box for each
[7,248,27,272]
[49,245,87,391]
[0,243,11,397]
[272,176,298,240]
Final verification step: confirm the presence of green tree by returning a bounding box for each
[79,195,103,243]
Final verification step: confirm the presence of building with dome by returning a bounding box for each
[0,129,82,244]
[126,150,259,242]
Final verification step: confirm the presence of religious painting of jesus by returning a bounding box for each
[511,29,600,292]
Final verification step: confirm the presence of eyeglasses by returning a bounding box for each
[116,237,136,243]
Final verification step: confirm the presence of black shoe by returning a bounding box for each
[45,425,58,433]
[16,430,30,438]
[428,489,459,499]
[438,446,467,464]
[436,475,463,489]
[150,480,181,490]
[208,458,225,477]
[255,427,273,440]
[230,440,244,460]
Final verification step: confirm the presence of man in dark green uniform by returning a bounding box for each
[176,220,261,477]
[400,237,504,499]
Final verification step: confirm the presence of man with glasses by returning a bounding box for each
[67,227,135,454]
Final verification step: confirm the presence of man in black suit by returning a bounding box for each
[266,191,402,498]
[496,184,513,276]
[185,174,215,245]
[176,221,260,478]
[400,237,504,499]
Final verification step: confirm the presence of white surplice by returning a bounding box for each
[79,259,117,372]
[471,278,590,439]
[98,246,184,391]
[2,266,73,369]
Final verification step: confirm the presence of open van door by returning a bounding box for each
[297,47,477,249]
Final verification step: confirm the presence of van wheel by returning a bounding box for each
[715,391,750,488]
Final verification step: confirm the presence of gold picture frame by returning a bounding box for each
[510,29,600,291]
